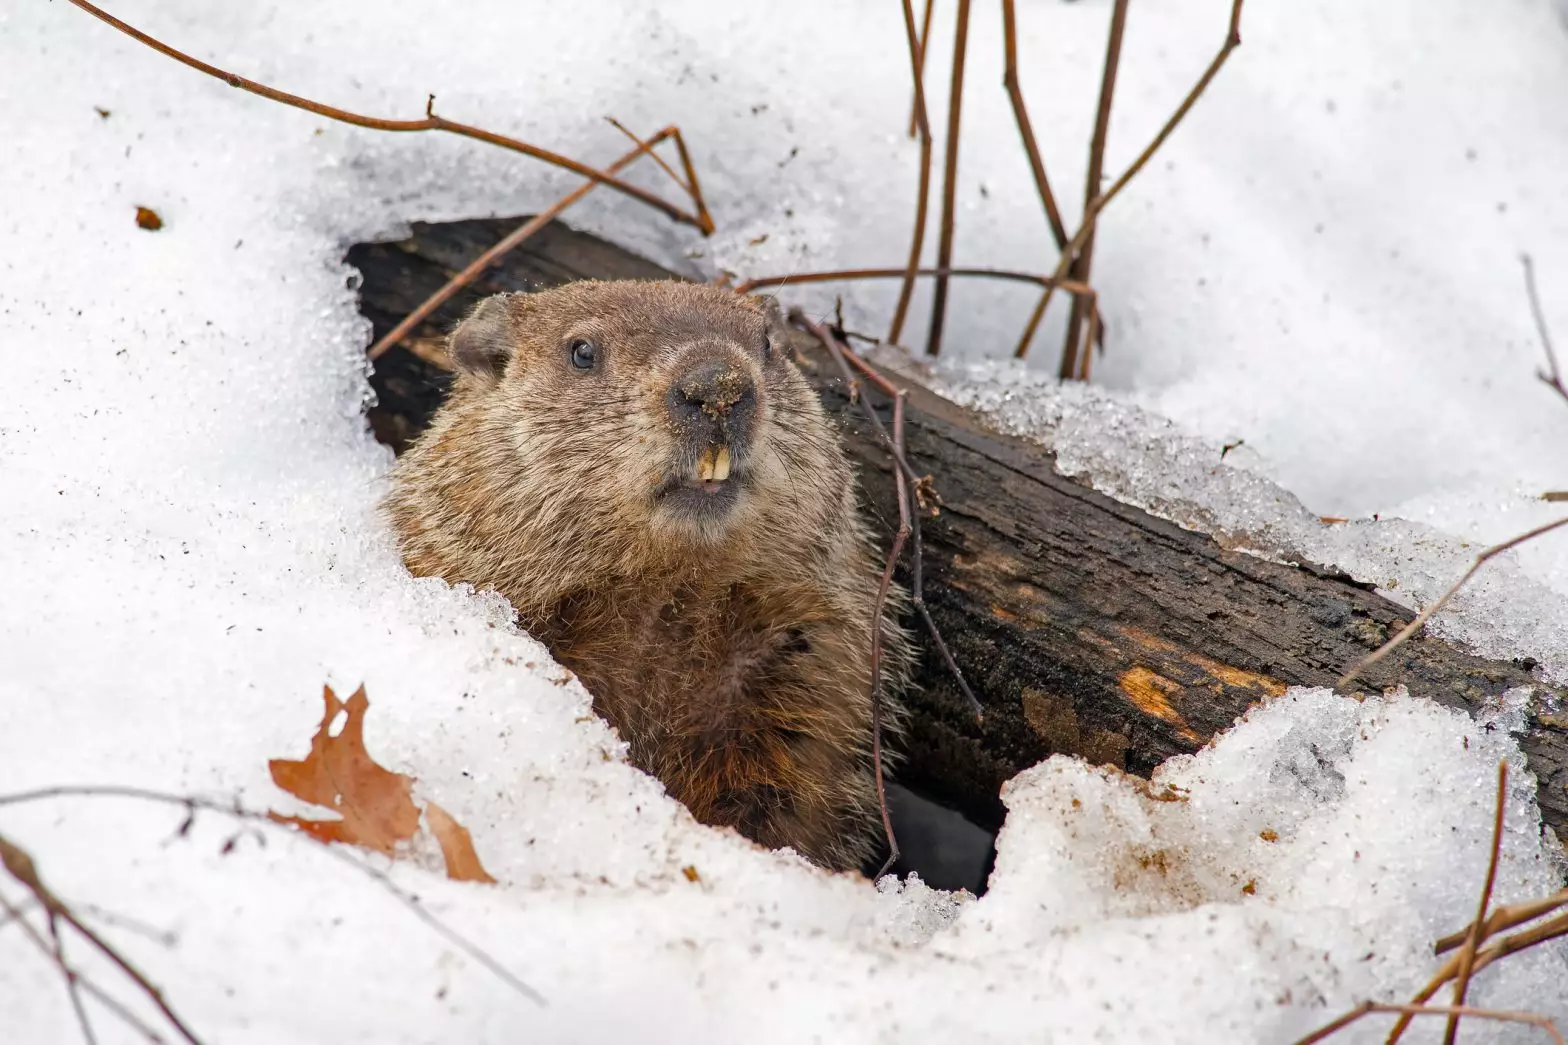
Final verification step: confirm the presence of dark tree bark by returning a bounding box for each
[347,216,1568,863]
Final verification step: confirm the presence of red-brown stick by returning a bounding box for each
[906,0,936,139]
[738,266,1092,297]
[925,0,972,357]
[1337,515,1568,690]
[1296,1002,1563,1045]
[369,127,681,360]
[64,0,708,232]
[1014,0,1246,361]
[1442,761,1510,1045]
[890,0,938,346]
[1001,0,1068,251]
[1057,0,1129,380]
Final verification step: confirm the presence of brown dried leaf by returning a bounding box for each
[134,206,163,231]
[268,685,420,856]
[427,801,496,884]
[269,685,498,884]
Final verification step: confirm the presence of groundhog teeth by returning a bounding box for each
[697,446,716,482]
[712,446,731,482]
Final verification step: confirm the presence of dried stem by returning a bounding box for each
[790,311,984,719]
[1015,0,1246,361]
[0,786,544,1006]
[737,265,1092,297]
[873,392,914,878]
[2,833,203,1044]
[1434,890,1568,955]
[925,0,972,358]
[1390,903,1568,1043]
[1522,254,1567,406]
[1336,515,1568,690]
[1442,760,1509,1045]
[906,0,936,139]
[1001,0,1068,252]
[1057,0,1129,380]
[1296,1002,1564,1045]
[889,0,938,346]
[1,887,178,1045]
[48,913,100,1045]
[64,1,709,233]
[369,125,689,360]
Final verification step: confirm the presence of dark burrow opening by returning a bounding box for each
[348,217,1001,895]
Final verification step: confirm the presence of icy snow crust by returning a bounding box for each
[928,363,1568,684]
[3,1,1567,1042]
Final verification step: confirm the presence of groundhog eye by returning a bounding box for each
[760,335,773,361]
[569,338,598,371]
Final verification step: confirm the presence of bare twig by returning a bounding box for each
[1057,0,1129,380]
[1442,760,1509,1045]
[1522,254,1567,406]
[1391,902,1568,1043]
[906,0,935,139]
[925,0,973,357]
[0,786,544,1006]
[873,392,913,878]
[1015,0,1246,361]
[1296,1002,1564,1045]
[47,913,100,1045]
[1001,0,1069,252]
[1336,515,1568,689]
[790,311,984,724]
[889,0,938,346]
[4,886,179,1045]
[737,265,1093,296]
[1,834,202,1044]
[64,1,710,233]
[369,125,692,360]
[1435,890,1568,955]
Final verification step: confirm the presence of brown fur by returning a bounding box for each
[382,280,909,870]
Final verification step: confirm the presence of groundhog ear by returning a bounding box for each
[448,294,519,382]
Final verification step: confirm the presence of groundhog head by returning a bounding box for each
[439,280,843,560]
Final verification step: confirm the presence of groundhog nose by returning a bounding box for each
[668,358,757,429]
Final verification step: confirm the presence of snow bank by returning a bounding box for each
[3,0,1567,1042]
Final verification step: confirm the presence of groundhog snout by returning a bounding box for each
[666,357,758,444]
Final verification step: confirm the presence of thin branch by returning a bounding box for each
[1015,0,1246,361]
[874,393,913,879]
[1336,515,1568,689]
[64,0,709,232]
[925,0,973,357]
[1522,254,1568,406]
[0,786,545,1006]
[49,913,100,1045]
[604,117,690,196]
[737,265,1093,296]
[1000,0,1068,252]
[2,834,202,1044]
[369,125,686,360]
[1297,1002,1564,1045]
[889,0,938,345]
[790,311,985,725]
[906,0,936,139]
[1442,760,1509,1045]
[1435,890,1568,955]
[0,889,157,1045]
[1057,0,1129,380]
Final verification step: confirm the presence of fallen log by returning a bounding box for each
[347,216,1568,884]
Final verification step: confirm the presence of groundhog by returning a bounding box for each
[383,280,909,871]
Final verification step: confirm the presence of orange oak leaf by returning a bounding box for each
[268,685,498,886]
[426,801,497,884]
[268,684,420,856]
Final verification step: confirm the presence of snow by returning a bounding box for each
[2,0,1567,1042]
